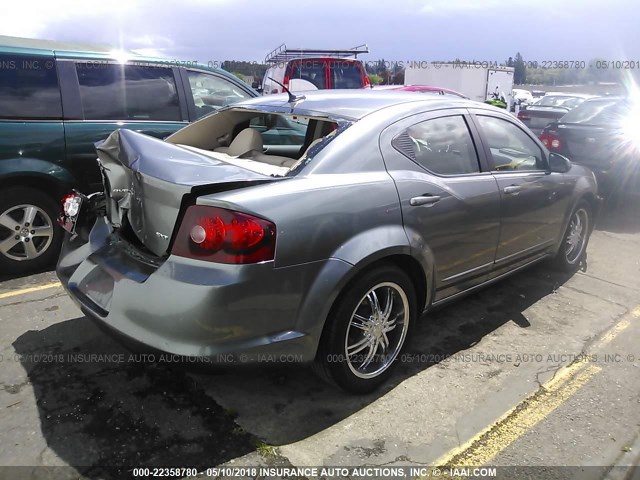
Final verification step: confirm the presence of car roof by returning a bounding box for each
[373,84,450,91]
[0,34,118,54]
[543,92,594,98]
[0,35,240,81]
[231,90,479,120]
[581,96,625,103]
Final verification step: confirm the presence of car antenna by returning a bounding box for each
[268,77,306,103]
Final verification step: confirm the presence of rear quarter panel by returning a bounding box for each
[199,171,405,268]
[552,163,599,253]
[196,166,410,342]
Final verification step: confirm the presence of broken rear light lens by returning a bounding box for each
[172,205,276,264]
[62,192,82,218]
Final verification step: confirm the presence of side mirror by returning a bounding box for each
[548,152,572,173]
[252,82,264,94]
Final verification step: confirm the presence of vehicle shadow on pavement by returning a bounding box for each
[184,263,574,446]
[12,323,257,479]
[0,266,55,283]
[13,264,574,475]
[595,193,640,234]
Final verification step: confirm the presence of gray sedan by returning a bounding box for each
[56,91,599,393]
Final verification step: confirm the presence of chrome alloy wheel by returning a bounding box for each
[565,207,589,264]
[345,282,410,379]
[0,204,54,261]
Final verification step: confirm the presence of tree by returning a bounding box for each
[222,60,267,79]
[514,52,526,85]
[368,74,383,85]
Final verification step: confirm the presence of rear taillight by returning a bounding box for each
[363,71,370,88]
[517,110,529,120]
[539,131,562,151]
[172,205,276,264]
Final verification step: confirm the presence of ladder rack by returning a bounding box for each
[265,44,369,64]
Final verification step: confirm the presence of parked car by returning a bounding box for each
[518,93,593,135]
[0,35,265,275]
[57,91,599,393]
[540,96,639,195]
[372,84,467,98]
[259,44,370,94]
[512,88,534,105]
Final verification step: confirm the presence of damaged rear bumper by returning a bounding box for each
[56,217,345,364]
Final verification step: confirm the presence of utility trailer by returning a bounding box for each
[404,63,515,107]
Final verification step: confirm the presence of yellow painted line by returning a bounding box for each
[423,361,590,474]
[0,282,62,300]
[436,365,600,470]
[598,306,638,346]
[421,304,639,476]
[598,317,631,346]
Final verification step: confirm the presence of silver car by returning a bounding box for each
[56,91,599,393]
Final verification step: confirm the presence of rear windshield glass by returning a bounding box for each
[289,60,327,89]
[537,96,581,107]
[330,61,365,89]
[560,99,626,125]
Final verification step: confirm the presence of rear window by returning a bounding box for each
[289,60,327,89]
[75,63,181,121]
[0,54,62,119]
[560,99,626,125]
[330,61,365,89]
[537,96,580,107]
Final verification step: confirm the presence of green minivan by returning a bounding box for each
[0,36,264,275]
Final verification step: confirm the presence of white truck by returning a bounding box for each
[404,63,515,107]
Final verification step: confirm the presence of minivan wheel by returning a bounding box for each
[554,201,592,272]
[314,264,416,393]
[0,187,63,275]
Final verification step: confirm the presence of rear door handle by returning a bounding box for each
[410,195,441,206]
[503,185,522,195]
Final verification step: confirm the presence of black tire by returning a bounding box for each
[0,186,63,276]
[314,263,417,394]
[554,201,592,272]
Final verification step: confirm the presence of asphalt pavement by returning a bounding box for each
[0,197,638,480]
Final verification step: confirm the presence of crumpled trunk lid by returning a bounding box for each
[96,129,272,257]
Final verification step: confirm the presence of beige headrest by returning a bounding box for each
[227,128,263,157]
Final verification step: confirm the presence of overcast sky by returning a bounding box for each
[2,0,639,64]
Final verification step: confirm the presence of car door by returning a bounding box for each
[180,68,254,121]
[471,112,571,275]
[59,60,189,191]
[380,110,502,302]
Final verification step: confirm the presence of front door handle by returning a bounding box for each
[503,185,522,195]
[410,195,441,206]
